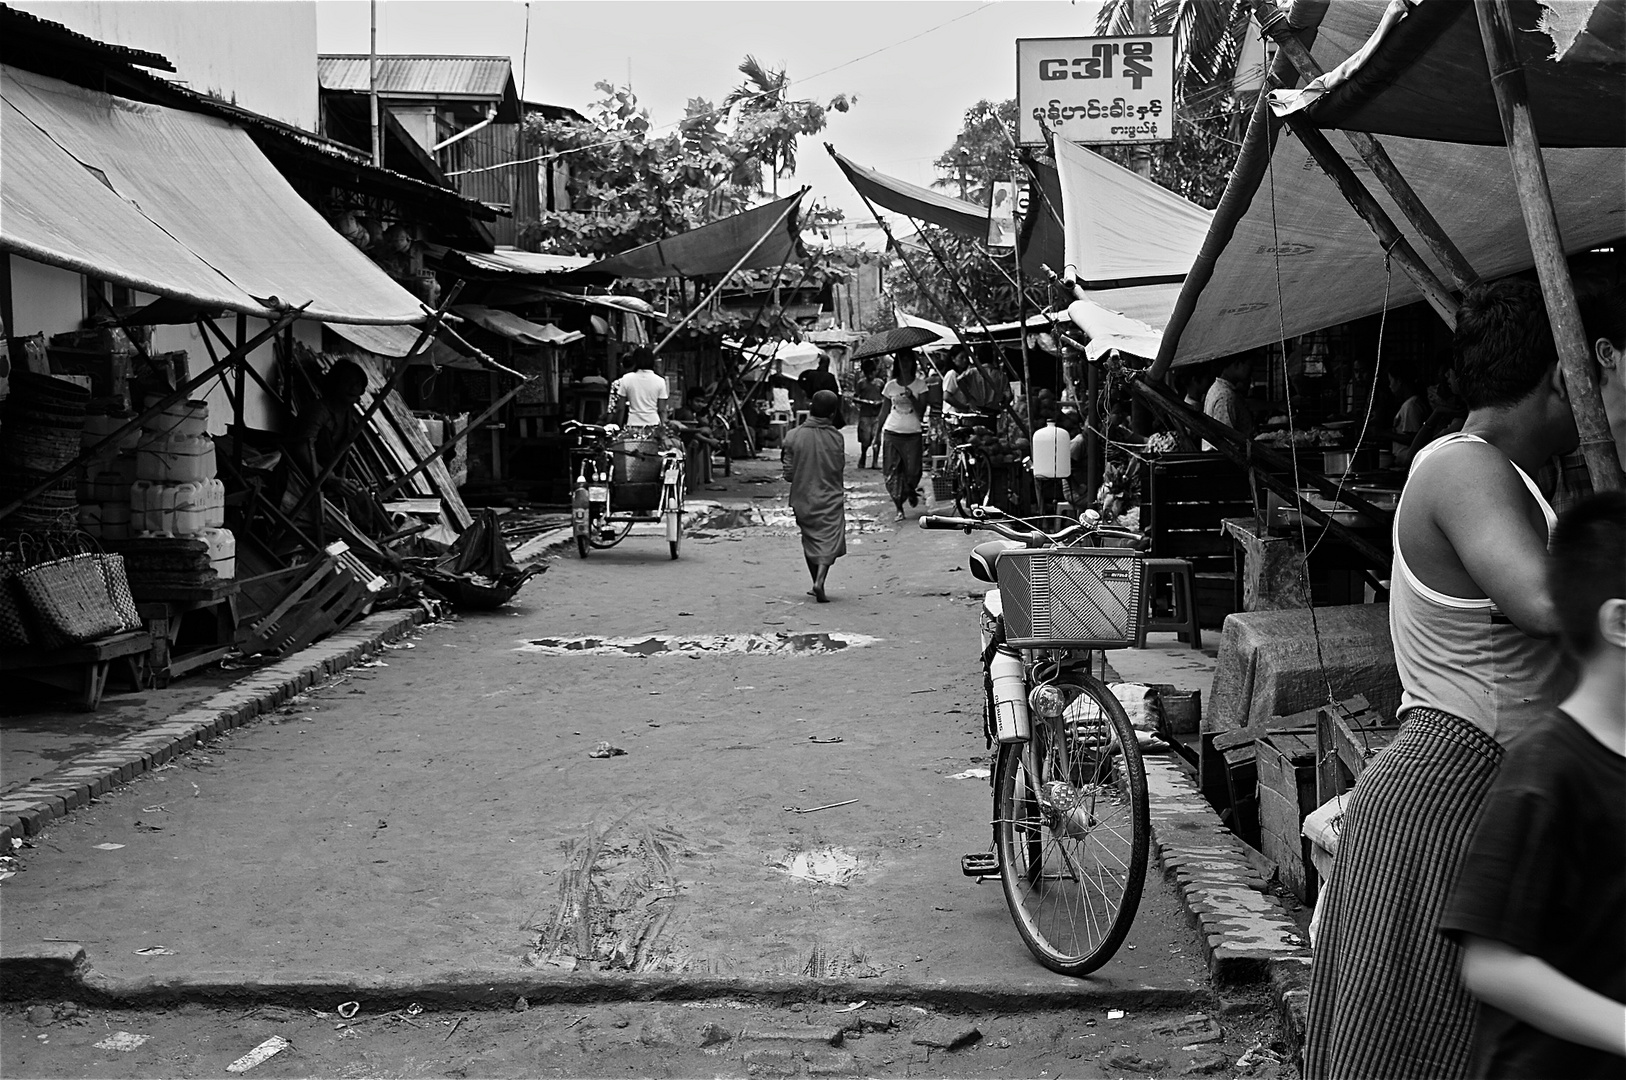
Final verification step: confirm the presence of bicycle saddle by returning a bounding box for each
[970,539,1024,582]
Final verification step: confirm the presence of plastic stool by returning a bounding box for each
[1140,558,1202,649]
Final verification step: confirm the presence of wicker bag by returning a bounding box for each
[15,552,124,648]
[98,553,143,633]
[0,553,33,650]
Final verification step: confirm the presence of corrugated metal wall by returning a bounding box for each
[440,122,537,249]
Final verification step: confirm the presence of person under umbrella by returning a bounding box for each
[780,389,847,603]
[878,350,929,521]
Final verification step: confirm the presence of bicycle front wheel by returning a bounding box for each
[994,677,1149,976]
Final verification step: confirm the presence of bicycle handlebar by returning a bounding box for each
[918,512,1142,547]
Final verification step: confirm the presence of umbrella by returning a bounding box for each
[850,326,940,361]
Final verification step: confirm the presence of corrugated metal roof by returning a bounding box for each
[318,55,514,99]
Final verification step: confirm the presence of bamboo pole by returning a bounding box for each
[1252,0,1479,291]
[1283,116,1461,330]
[0,306,307,522]
[649,192,805,357]
[1476,0,1623,492]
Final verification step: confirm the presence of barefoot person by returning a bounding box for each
[780,390,847,603]
[1305,279,1578,1080]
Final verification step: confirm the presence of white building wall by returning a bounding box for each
[13,1,319,131]
[8,257,86,338]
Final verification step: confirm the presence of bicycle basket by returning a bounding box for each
[995,548,1144,649]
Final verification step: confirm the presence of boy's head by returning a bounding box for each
[628,346,657,372]
[1575,276,1626,467]
[1547,491,1626,663]
[1454,280,1580,452]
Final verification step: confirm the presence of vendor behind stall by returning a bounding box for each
[285,358,389,534]
[1202,352,1258,450]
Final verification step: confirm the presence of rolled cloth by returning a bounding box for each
[810,389,841,419]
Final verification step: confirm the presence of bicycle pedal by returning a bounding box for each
[960,852,999,877]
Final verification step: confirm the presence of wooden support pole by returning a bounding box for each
[0,306,306,522]
[1252,0,1480,291]
[1283,115,1461,330]
[1476,0,1623,492]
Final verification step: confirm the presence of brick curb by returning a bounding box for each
[1144,753,1311,1053]
[1,942,1211,1012]
[0,609,422,850]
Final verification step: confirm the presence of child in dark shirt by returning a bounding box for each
[1440,491,1626,1079]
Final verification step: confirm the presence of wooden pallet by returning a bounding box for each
[0,630,151,710]
[1258,731,1319,903]
[236,542,385,657]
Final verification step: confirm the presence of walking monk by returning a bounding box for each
[781,390,847,602]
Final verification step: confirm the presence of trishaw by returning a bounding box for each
[562,421,684,560]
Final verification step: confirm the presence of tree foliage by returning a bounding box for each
[1095,0,1255,109]
[519,63,850,258]
[930,99,1022,203]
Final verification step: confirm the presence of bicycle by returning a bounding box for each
[919,506,1150,976]
[943,413,995,517]
[563,421,685,560]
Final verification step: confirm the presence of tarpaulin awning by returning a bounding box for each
[1156,0,1626,370]
[1067,299,1163,362]
[726,338,824,378]
[1,66,425,324]
[436,247,595,276]
[897,310,960,348]
[1019,156,1194,329]
[827,147,992,240]
[1053,139,1214,289]
[452,305,585,346]
[1271,0,1626,147]
[325,321,525,376]
[575,191,806,279]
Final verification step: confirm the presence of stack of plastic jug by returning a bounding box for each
[76,411,139,539]
[124,398,233,577]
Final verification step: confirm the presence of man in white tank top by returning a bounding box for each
[1306,279,1580,1080]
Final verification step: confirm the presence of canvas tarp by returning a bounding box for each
[827,147,991,240]
[1,65,425,324]
[576,192,806,279]
[452,305,585,346]
[1067,299,1163,362]
[1019,156,1191,329]
[325,321,525,376]
[1155,0,1626,370]
[1053,138,1214,289]
[728,339,824,379]
[1271,0,1626,147]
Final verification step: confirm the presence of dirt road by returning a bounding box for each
[1,452,1291,1076]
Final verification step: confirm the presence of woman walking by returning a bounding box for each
[879,350,930,521]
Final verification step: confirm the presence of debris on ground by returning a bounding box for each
[773,847,860,886]
[588,741,626,758]
[93,1032,150,1052]
[910,1021,981,1050]
[225,1034,290,1072]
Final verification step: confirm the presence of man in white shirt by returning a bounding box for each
[1202,353,1257,451]
[610,347,669,432]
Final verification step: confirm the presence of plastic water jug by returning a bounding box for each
[172,481,206,536]
[989,649,1032,743]
[1031,420,1071,479]
[131,480,178,535]
[202,527,236,579]
[143,397,208,438]
[204,478,226,528]
[137,434,210,483]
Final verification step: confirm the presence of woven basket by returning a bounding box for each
[15,552,125,648]
[0,555,34,650]
[98,553,143,632]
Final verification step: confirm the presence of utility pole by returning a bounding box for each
[369,0,382,168]
[958,148,969,200]
[1127,0,1154,178]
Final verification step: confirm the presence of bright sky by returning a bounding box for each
[315,1,1103,221]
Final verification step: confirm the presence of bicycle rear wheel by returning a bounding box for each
[994,676,1149,975]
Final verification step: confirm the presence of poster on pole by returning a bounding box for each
[987,181,1019,247]
[1016,35,1175,146]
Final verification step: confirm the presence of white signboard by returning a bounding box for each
[1016,35,1175,146]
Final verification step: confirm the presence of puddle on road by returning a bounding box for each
[773,846,861,886]
[517,631,878,657]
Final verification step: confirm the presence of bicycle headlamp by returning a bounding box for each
[1029,683,1082,718]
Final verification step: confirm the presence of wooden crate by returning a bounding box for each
[1257,731,1319,903]
[1315,696,1401,804]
